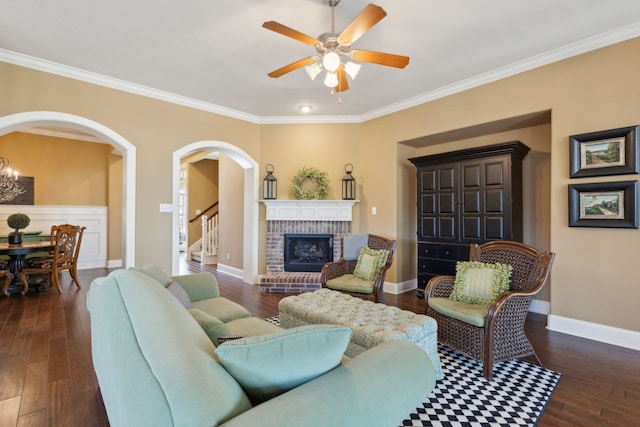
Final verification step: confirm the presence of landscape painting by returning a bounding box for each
[580,190,624,220]
[569,181,639,228]
[580,137,625,170]
[569,125,639,178]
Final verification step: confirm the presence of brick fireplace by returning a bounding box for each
[260,200,358,293]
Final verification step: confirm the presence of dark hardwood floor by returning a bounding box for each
[0,261,638,426]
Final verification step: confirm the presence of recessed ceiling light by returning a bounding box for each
[299,105,312,113]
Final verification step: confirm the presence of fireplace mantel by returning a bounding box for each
[261,200,359,221]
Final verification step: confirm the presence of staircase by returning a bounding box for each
[189,213,219,265]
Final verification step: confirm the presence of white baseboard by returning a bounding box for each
[529,299,550,315]
[106,259,123,269]
[547,314,640,352]
[216,263,243,279]
[384,279,417,294]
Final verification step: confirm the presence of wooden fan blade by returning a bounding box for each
[338,4,387,45]
[267,57,317,78]
[262,21,321,46]
[351,50,410,68]
[336,64,349,92]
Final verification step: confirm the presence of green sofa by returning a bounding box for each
[87,268,437,427]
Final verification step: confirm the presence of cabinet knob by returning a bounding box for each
[444,250,450,255]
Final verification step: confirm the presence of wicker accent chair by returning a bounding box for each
[425,240,555,380]
[320,234,397,304]
[19,224,86,294]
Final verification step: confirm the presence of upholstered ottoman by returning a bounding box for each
[279,288,443,379]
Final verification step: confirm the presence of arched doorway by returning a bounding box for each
[0,111,136,267]
[172,141,259,283]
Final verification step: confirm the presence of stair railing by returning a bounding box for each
[200,213,219,264]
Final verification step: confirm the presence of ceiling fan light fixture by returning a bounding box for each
[305,60,322,80]
[344,61,361,80]
[322,51,341,73]
[323,71,339,88]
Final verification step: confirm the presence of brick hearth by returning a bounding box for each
[260,220,350,293]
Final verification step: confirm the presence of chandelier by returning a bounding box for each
[0,157,25,203]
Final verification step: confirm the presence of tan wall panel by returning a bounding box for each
[0,132,109,205]
[218,154,244,269]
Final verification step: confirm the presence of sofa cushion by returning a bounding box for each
[188,308,232,346]
[325,274,374,294]
[91,269,252,426]
[191,297,251,323]
[167,280,192,308]
[450,261,513,306]
[225,317,283,337]
[130,264,173,287]
[215,325,352,404]
[353,246,389,281]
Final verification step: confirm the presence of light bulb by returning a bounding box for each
[324,71,339,88]
[344,61,361,80]
[322,51,340,73]
[305,61,322,80]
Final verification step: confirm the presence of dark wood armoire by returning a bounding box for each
[409,141,530,296]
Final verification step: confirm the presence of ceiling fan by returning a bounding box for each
[263,0,410,93]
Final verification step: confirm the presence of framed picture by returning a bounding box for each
[569,125,639,178]
[568,180,639,228]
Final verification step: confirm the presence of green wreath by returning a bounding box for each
[290,166,329,200]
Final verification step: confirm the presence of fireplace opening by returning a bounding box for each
[284,233,333,272]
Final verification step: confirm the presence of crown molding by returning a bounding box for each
[359,21,640,122]
[2,21,640,125]
[0,49,262,124]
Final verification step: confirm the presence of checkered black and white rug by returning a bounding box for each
[401,345,561,426]
[266,316,561,427]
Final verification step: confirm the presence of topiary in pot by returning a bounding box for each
[7,213,30,244]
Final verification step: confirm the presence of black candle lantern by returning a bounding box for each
[263,164,277,199]
[342,163,356,200]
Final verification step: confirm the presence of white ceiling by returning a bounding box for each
[2,0,640,123]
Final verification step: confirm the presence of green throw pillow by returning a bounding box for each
[188,308,232,346]
[130,264,173,287]
[353,246,389,281]
[214,325,351,404]
[450,261,513,306]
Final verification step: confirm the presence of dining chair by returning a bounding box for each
[19,224,86,293]
[0,260,14,297]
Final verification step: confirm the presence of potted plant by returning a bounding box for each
[7,213,31,245]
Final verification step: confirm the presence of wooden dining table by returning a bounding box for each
[0,241,54,295]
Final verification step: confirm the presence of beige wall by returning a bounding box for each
[0,132,110,205]
[218,154,244,269]
[1,36,640,333]
[108,153,123,261]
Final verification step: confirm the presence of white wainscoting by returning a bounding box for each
[0,205,107,269]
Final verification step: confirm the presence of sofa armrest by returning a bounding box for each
[220,340,435,427]
[172,272,220,302]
